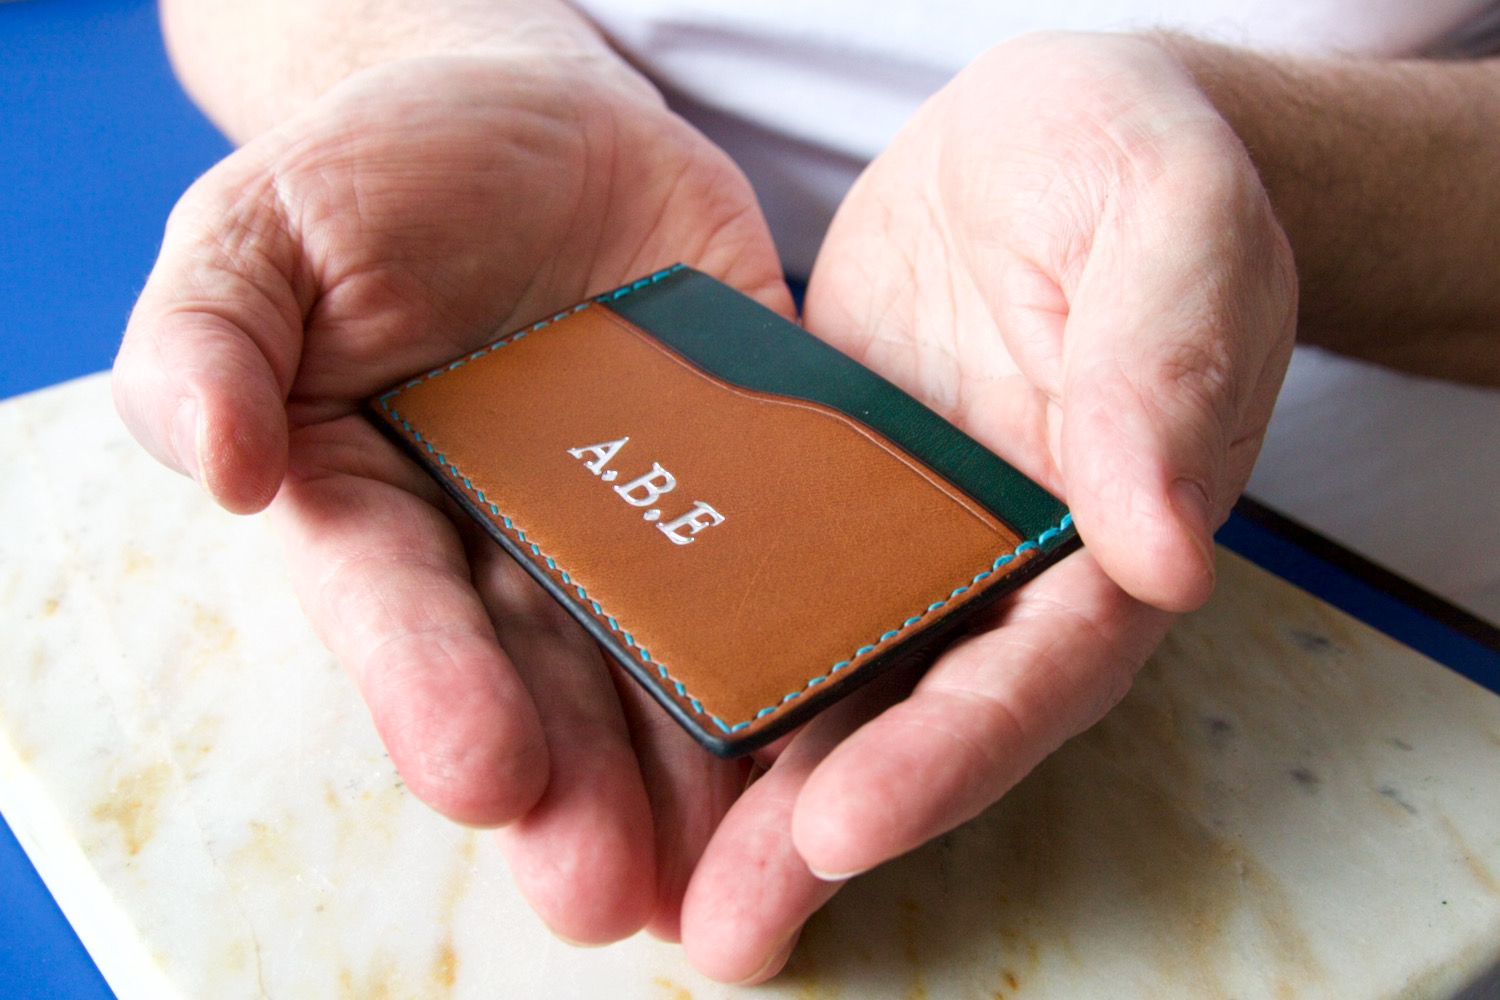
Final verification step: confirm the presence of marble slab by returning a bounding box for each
[4,374,1500,999]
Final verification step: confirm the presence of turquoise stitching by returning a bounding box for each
[378,263,1072,737]
[376,264,687,407]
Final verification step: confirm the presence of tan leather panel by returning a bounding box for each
[377,305,1035,736]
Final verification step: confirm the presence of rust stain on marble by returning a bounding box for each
[431,940,457,991]
[894,896,929,1000]
[990,935,1041,999]
[173,714,221,776]
[161,604,244,689]
[1441,815,1500,897]
[122,546,153,577]
[1120,662,1324,992]
[335,943,458,1000]
[0,702,39,765]
[339,960,395,1000]
[227,816,314,892]
[1237,849,1327,996]
[422,833,476,996]
[651,977,694,1000]
[91,761,172,856]
[190,606,239,656]
[926,614,1327,992]
[738,555,1409,998]
[219,934,254,978]
[776,907,851,998]
[40,597,58,616]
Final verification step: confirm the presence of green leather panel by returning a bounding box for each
[601,266,1072,542]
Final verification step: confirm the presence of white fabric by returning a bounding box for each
[574,0,1492,271]
[572,0,1500,625]
[579,0,1485,159]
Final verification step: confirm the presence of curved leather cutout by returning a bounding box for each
[603,265,1072,542]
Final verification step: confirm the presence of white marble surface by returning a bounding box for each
[4,373,1500,999]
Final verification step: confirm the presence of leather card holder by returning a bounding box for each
[367,265,1078,757]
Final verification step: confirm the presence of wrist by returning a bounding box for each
[162,0,660,142]
[1152,33,1500,382]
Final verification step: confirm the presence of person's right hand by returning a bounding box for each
[670,31,1299,981]
[790,24,1297,877]
[113,51,792,946]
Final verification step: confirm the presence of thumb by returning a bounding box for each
[1055,157,1296,613]
[113,159,308,514]
[1056,333,1225,614]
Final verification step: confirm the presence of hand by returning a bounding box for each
[676,32,1297,979]
[113,52,792,946]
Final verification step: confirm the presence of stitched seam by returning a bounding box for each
[379,409,736,731]
[737,512,1072,730]
[377,264,687,404]
[379,263,1073,735]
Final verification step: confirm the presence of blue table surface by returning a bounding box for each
[4,3,1500,998]
[2,2,229,997]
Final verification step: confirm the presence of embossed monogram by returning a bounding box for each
[568,438,725,545]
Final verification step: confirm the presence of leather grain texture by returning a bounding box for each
[606,266,1071,539]
[368,266,1077,755]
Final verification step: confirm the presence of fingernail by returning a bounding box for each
[807,863,866,883]
[171,397,202,484]
[737,926,803,985]
[1170,478,1217,578]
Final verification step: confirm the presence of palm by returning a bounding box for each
[792,147,1179,866]
[670,34,1295,982]
[252,58,788,407]
[805,166,1059,496]
[118,54,788,944]
[785,32,1298,863]
[674,145,1177,978]
[807,34,1296,603]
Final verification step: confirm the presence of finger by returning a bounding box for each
[268,416,549,827]
[602,670,749,943]
[680,668,918,983]
[936,36,1296,612]
[114,150,311,513]
[678,734,839,983]
[1054,144,1296,611]
[469,540,658,945]
[791,553,1171,880]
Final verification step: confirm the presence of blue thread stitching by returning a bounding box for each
[378,262,1072,736]
[376,264,686,408]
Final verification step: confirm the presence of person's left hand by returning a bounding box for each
[675,32,1297,981]
[113,51,793,951]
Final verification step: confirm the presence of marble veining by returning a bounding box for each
[3,375,1500,999]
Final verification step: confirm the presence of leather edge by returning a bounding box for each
[364,267,1081,755]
